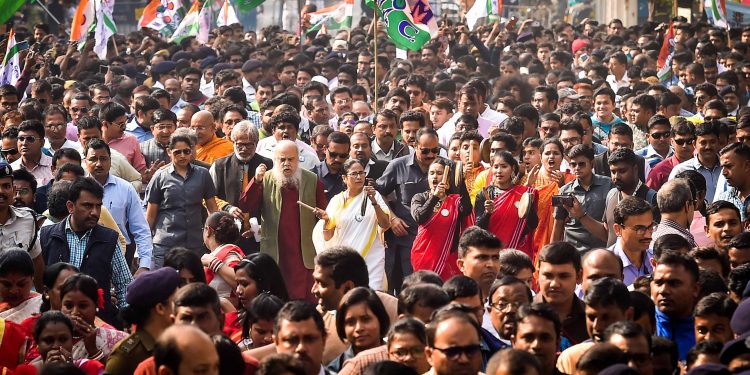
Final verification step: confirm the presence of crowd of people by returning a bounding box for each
[2,7,750,375]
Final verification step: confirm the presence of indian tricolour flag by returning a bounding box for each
[466,0,501,31]
[217,0,239,26]
[705,0,728,28]
[1,29,28,85]
[307,0,353,34]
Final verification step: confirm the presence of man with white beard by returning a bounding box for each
[239,139,327,302]
[210,121,273,253]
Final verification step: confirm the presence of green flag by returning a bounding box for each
[0,0,27,24]
[237,0,263,13]
[366,0,432,51]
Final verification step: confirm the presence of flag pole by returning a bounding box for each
[35,0,63,25]
[372,3,378,113]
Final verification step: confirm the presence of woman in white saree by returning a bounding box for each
[313,159,391,290]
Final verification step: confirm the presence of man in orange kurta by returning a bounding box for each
[190,110,234,164]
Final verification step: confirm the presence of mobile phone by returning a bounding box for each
[580,54,589,62]
[99,65,109,74]
[506,17,518,31]
[551,195,574,207]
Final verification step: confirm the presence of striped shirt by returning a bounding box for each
[65,218,132,309]
[650,218,697,249]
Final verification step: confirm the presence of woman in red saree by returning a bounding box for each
[474,152,538,257]
[410,159,473,280]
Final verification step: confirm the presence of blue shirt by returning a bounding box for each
[99,173,153,269]
[717,186,750,221]
[591,115,625,138]
[608,238,653,287]
[655,309,695,361]
[125,117,154,143]
[668,156,722,204]
[64,217,132,309]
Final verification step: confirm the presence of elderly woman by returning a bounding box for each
[313,159,390,290]
[146,133,219,267]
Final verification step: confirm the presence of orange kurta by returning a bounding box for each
[196,135,234,164]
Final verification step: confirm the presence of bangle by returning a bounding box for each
[209,258,224,273]
[88,349,104,361]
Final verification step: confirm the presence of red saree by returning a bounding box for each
[411,194,465,281]
[486,185,539,258]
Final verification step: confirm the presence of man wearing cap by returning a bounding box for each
[242,60,263,103]
[0,161,44,292]
[40,177,133,325]
[105,267,179,375]
[150,61,177,90]
[558,88,580,109]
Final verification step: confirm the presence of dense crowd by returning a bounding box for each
[1,7,750,375]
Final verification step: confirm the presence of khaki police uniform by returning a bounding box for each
[104,329,155,375]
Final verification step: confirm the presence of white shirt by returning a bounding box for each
[44,138,82,154]
[242,76,256,103]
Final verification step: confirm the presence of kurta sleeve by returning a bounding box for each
[239,178,264,216]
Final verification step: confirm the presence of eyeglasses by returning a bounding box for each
[389,347,425,360]
[154,124,176,131]
[649,131,671,139]
[569,161,588,168]
[15,188,30,196]
[420,147,441,155]
[335,98,352,105]
[190,126,209,132]
[45,123,66,130]
[328,150,349,159]
[431,344,482,360]
[347,171,366,177]
[71,107,89,113]
[172,148,193,156]
[234,142,256,150]
[623,222,658,235]
[1,148,18,156]
[674,138,695,146]
[490,300,524,312]
[18,136,38,143]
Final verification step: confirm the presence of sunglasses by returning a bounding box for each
[328,150,349,159]
[172,148,193,156]
[71,107,89,113]
[674,138,695,146]
[420,147,441,155]
[18,136,38,143]
[0,148,18,156]
[649,131,671,139]
[432,344,482,360]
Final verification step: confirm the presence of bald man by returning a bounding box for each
[239,140,327,301]
[190,110,233,164]
[153,325,220,375]
[576,248,624,299]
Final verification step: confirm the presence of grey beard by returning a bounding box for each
[273,167,301,189]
